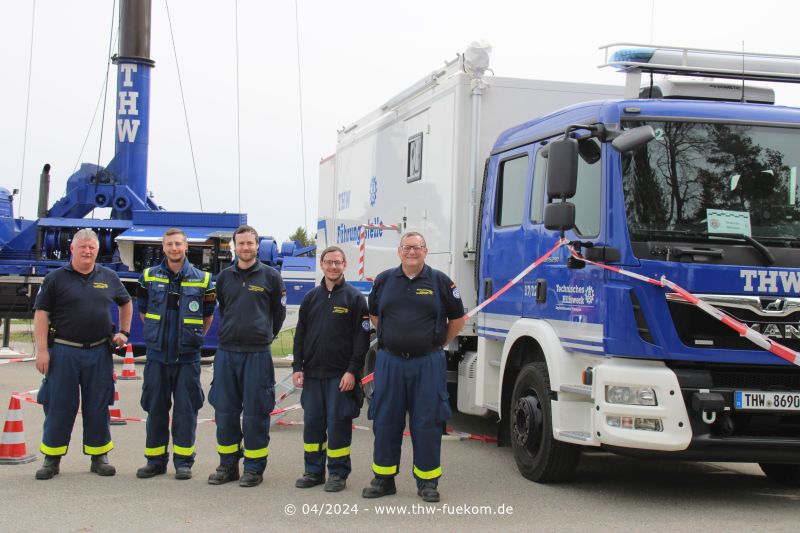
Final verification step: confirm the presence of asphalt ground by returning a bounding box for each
[1,342,799,532]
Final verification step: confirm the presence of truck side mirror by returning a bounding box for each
[544,202,576,231]
[546,137,578,199]
[611,125,656,153]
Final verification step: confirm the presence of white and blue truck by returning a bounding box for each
[317,42,800,483]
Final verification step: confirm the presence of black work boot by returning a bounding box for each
[175,466,192,480]
[208,463,240,485]
[295,472,325,488]
[239,471,263,487]
[35,455,61,480]
[90,454,116,476]
[324,473,346,493]
[136,463,167,479]
[361,476,396,498]
[417,481,440,503]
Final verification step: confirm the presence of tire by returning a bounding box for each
[510,362,581,483]
[759,463,800,486]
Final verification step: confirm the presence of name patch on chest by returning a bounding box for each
[333,306,349,314]
[93,282,108,289]
[248,285,265,293]
[415,288,433,296]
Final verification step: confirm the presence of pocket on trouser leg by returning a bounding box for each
[208,378,216,408]
[435,389,452,425]
[339,390,361,420]
[107,374,116,407]
[190,382,205,411]
[140,382,151,412]
[367,387,380,421]
[37,377,51,408]
[261,386,275,416]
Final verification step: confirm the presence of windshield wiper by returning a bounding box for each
[630,229,775,265]
[712,233,775,266]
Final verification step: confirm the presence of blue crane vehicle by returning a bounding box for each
[0,0,315,355]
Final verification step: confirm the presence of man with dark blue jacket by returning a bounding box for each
[362,231,464,503]
[32,228,132,480]
[292,246,369,492]
[207,224,286,488]
[136,228,216,480]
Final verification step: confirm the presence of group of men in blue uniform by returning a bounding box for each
[32,226,464,502]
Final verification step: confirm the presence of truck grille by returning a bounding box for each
[667,296,800,351]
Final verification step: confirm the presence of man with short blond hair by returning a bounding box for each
[136,227,216,480]
[33,228,133,479]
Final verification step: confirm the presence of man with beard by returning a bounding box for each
[292,246,369,492]
[207,224,286,488]
[136,228,216,480]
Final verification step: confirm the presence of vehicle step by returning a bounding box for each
[488,359,501,368]
[560,384,592,397]
[558,431,592,442]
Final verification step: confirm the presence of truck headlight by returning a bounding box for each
[606,416,663,432]
[605,385,658,406]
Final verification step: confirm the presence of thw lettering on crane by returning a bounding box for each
[117,64,140,143]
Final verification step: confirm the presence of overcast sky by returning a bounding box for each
[2,0,800,242]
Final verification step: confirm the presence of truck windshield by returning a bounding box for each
[622,120,800,245]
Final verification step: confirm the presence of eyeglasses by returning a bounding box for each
[400,245,426,253]
[322,260,344,267]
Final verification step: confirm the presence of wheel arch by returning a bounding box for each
[498,319,566,421]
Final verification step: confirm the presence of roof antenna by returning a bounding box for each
[741,40,746,103]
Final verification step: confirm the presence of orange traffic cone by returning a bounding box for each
[109,371,127,426]
[0,395,36,464]
[118,344,140,380]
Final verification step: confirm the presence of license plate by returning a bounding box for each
[735,390,800,411]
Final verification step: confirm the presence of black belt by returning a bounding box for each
[384,348,437,359]
[53,338,108,349]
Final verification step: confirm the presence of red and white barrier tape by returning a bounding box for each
[357,223,402,281]
[358,226,366,280]
[360,236,800,386]
[282,420,495,443]
[567,245,800,367]
[0,357,35,365]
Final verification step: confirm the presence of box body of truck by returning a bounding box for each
[318,45,800,483]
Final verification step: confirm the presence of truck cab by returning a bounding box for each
[479,45,800,483]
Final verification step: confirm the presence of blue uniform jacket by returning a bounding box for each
[137,259,216,361]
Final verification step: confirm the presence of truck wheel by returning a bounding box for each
[759,463,800,486]
[510,362,581,483]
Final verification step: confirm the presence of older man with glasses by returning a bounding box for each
[362,231,465,503]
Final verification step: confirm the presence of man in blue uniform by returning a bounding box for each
[292,246,369,492]
[33,228,133,480]
[362,231,465,503]
[207,225,286,488]
[136,228,216,480]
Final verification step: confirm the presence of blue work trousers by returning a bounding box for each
[37,343,114,456]
[140,359,204,468]
[209,349,275,474]
[301,376,361,478]
[368,349,451,488]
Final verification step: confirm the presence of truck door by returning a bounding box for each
[479,145,535,335]
[532,137,606,344]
